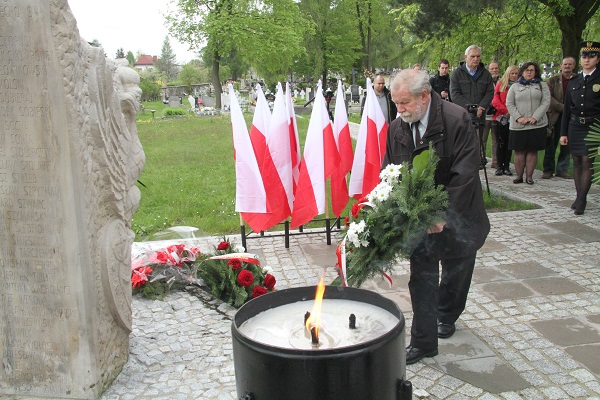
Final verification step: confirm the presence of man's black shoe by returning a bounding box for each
[405,346,438,365]
[437,323,456,339]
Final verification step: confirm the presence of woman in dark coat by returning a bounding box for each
[560,41,600,215]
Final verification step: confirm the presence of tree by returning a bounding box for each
[537,0,600,59]
[392,0,599,61]
[154,36,178,81]
[178,62,208,92]
[393,1,562,71]
[166,0,305,108]
[115,48,126,59]
[353,0,398,71]
[297,0,362,82]
[88,39,102,48]
[138,74,162,102]
[126,51,136,66]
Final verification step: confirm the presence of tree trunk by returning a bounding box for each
[211,49,222,109]
[356,1,368,70]
[555,14,582,60]
[540,0,600,61]
[366,1,372,71]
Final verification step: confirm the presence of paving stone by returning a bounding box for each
[438,357,530,393]
[531,317,600,345]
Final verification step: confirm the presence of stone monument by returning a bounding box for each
[0,1,144,398]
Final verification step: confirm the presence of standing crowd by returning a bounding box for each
[369,41,598,365]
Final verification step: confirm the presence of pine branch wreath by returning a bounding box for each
[339,148,449,287]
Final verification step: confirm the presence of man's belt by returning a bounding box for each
[571,114,600,124]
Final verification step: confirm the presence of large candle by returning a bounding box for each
[238,299,399,350]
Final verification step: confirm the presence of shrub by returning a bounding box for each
[163,108,187,116]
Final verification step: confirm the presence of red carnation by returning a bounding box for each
[131,266,153,289]
[351,202,363,218]
[237,270,254,287]
[344,216,350,227]
[263,274,276,291]
[228,259,242,270]
[217,241,230,251]
[252,286,267,298]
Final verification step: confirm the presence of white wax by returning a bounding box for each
[238,299,399,350]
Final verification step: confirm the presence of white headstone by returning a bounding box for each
[0,1,143,398]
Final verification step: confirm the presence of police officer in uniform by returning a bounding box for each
[560,41,600,215]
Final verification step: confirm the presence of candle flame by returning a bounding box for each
[306,274,326,343]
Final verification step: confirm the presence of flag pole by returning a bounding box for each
[239,214,247,251]
[325,186,331,245]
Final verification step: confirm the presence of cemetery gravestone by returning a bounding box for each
[168,96,181,108]
[351,84,360,103]
[201,95,216,108]
[0,1,144,398]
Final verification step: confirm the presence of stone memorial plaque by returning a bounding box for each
[350,84,360,102]
[201,95,216,108]
[0,1,143,398]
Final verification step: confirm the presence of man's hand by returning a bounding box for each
[477,106,485,118]
[441,90,448,99]
[427,222,446,234]
[560,136,568,145]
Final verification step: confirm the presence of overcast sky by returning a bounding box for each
[67,0,198,63]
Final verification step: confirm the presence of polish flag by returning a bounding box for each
[348,77,388,199]
[241,84,291,231]
[330,80,353,216]
[291,81,340,228]
[268,82,294,211]
[286,82,301,191]
[229,84,267,217]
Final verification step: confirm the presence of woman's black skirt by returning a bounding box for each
[567,122,594,156]
[508,126,547,152]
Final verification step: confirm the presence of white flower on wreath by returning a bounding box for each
[263,265,274,274]
[366,181,393,204]
[347,220,369,248]
[380,163,402,184]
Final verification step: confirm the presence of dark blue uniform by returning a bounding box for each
[561,68,600,156]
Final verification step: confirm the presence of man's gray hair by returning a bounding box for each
[464,45,482,56]
[390,69,431,96]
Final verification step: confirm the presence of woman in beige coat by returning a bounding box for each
[506,62,551,184]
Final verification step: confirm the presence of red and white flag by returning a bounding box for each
[241,84,290,231]
[330,80,353,216]
[229,84,267,218]
[268,82,294,211]
[349,77,388,199]
[286,82,301,191]
[291,81,340,228]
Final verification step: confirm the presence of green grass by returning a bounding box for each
[483,191,538,212]
[132,104,535,241]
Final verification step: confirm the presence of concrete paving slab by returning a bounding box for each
[564,344,600,375]
[480,281,536,300]
[530,317,600,346]
[472,267,512,283]
[513,225,557,235]
[523,276,587,296]
[548,221,600,243]
[535,233,583,245]
[437,356,530,393]
[585,313,600,327]
[435,330,496,362]
[479,238,510,252]
[381,291,412,313]
[500,261,558,279]
[301,243,338,268]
